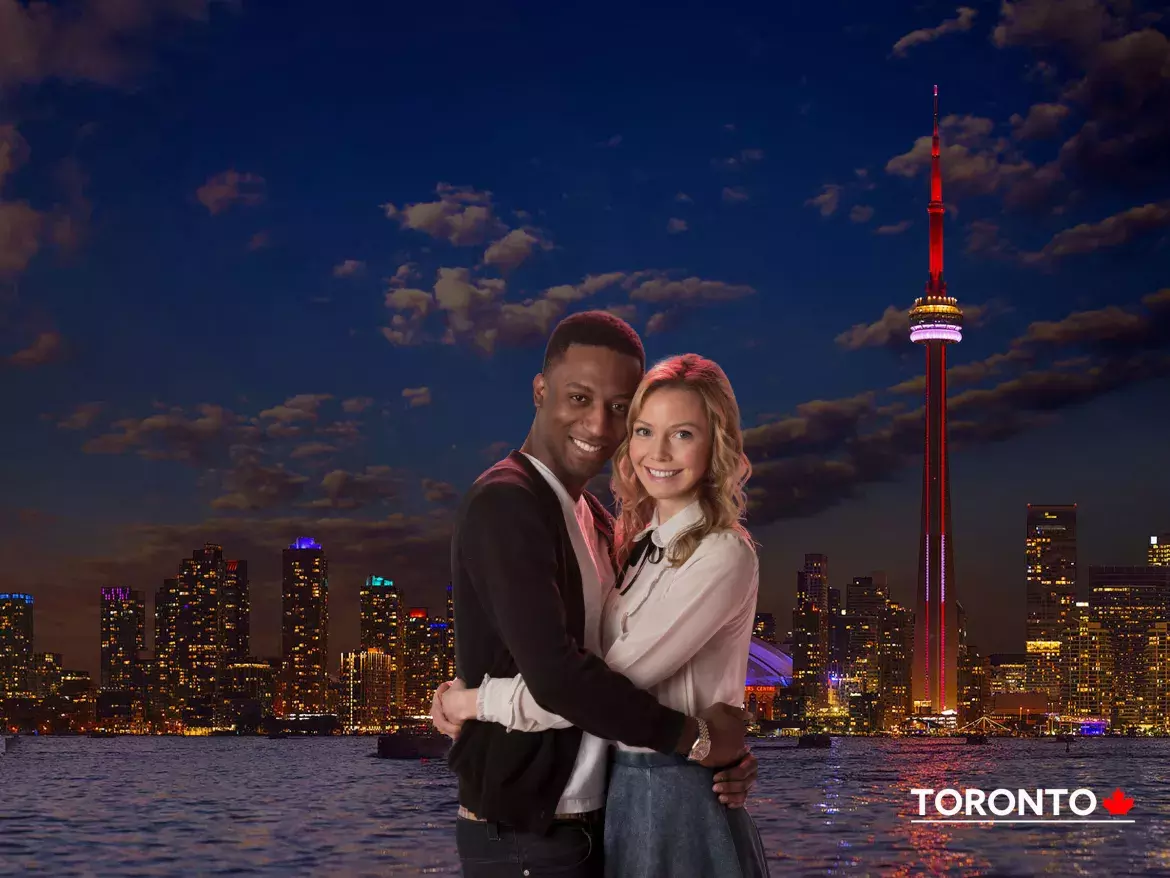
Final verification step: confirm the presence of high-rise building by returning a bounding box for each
[154,577,180,709]
[1148,622,1170,732]
[1061,601,1113,720]
[401,608,449,716]
[1025,504,1077,699]
[0,593,35,698]
[1150,534,1170,567]
[360,576,401,654]
[987,654,1028,695]
[753,612,777,644]
[281,537,329,716]
[100,587,145,692]
[176,543,226,725]
[847,574,888,621]
[910,86,964,716]
[32,652,64,700]
[792,554,830,705]
[878,601,914,729]
[1089,565,1170,729]
[220,559,250,666]
[445,583,456,681]
[340,649,396,732]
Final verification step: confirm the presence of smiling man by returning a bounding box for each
[442,310,756,877]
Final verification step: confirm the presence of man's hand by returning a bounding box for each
[697,702,748,768]
[713,750,758,809]
[430,679,464,739]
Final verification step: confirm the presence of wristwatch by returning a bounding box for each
[687,717,711,762]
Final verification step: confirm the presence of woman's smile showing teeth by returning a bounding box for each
[645,466,681,480]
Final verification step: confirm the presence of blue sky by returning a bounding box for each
[2,0,1168,676]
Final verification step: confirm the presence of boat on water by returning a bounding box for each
[966,733,989,745]
[376,731,450,759]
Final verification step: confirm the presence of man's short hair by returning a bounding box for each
[542,310,645,373]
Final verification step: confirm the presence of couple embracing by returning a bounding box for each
[431,310,771,877]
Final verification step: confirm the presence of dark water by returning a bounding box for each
[1,736,1168,876]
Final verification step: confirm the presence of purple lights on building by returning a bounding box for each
[100,587,133,601]
[290,537,322,550]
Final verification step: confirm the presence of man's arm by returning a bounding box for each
[461,482,691,753]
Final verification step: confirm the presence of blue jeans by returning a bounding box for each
[456,813,604,877]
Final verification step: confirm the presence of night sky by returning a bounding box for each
[3,0,1168,679]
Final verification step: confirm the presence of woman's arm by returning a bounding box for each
[448,534,758,732]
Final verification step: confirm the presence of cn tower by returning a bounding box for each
[910,85,963,715]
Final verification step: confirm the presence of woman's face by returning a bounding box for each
[628,386,711,515]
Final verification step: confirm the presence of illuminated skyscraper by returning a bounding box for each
[360,576,401,654]
[1148,622,1170,732]
[1025,504,1077,699]
[1061,601,1113,720]
[753,612,777,644]
[219,559,250,666]
[154,577,180,706]
[33,652,64,700]
[281,537,329,716]
[878,601,914,729]
[792,554,830,704]
[910,86,964,715]
[1150,534,1170,567]
[176,543,225,726]
[0,593,35,698]
[445,583,456,680]
[401,608,448,716]
[100,587,145,691]
[340,650,396,732]
[1089,565,1170,729]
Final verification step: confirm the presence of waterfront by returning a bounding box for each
[1,736,1168,876]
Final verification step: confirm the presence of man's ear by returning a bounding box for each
[533,373,546,408]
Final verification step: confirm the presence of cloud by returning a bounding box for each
[422,478,459,506]
[675,192,693,203]
[8,329,64,366]
[722,186,749,204]
[83,403,237,461]
[340,396,374,414]
[383,182,507,247]
[196,170,266,215]
[482,228,549,272]
[628,275,755,305]
[57,401,104,430]
[0,0,233,90]
[0,124,30,187]
[667,217,689,234]
[402,386,432,408]
[332,259,365,278]
[313,466,402,510]
[1020,201,1170,265]
[891,7,979,57]
[1010,102,1072,140]
[991,0,1116,54]
[805,184,841,217]
[247,230,270,251]
[875,220,913,235]
[0,200,44,275]
[257,394,333,426]
[850,205,875,223]
[288,441,338,460]
[211,456,309,511]
[713,149,765,170]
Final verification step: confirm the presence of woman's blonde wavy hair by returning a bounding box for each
[611,353,752,570]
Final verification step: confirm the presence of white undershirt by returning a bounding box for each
[518,453,612,814]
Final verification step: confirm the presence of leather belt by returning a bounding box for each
[458,805,602,824]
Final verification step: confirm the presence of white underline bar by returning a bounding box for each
[911,819,1135,824]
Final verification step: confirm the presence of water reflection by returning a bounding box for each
[0,736,1166,876]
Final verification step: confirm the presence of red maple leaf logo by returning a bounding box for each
[1101,789,1134,816]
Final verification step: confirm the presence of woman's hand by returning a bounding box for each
[440,678,479,724]
[430,678,465,738]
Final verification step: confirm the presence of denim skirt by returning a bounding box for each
[604,750,770,878]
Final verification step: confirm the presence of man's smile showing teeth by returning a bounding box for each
[646,467,681,479]
[571,437,602,454]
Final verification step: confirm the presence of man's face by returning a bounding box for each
[532,343,643,487]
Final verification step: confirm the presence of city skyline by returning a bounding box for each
[2,2,1168,682]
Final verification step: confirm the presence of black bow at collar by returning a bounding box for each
[617,529,664,594]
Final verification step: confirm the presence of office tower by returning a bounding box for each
[792,554,830,704]
[1089,565,1170,729]
[847,575,888,621]
[878,601,914,729]
[400,608,450,716]
[0,593,35,698]
[220,559,250,665]
[176,543,226,725]
[100,587,145,691]
[154,577,180,706]
[360,576,402,710]
[360,576,401,653]
[339,650,396,732]
[33,652,63,700]
[828,587,847,680]
[1061,601,1113,720]
[987,654,1028,694]
[1150,534,1170,567]
[910,87,964,715]
[753,612,777,644]
[1148,623,1170,732]
[1025,504,1078,700]
[281,537,329,716]
[215,660,277,729]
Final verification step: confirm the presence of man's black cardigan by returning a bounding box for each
[447,451,687,832]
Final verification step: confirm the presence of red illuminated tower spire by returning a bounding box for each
[910,85,963,717]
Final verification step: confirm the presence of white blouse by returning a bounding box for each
[476,499,759,752]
